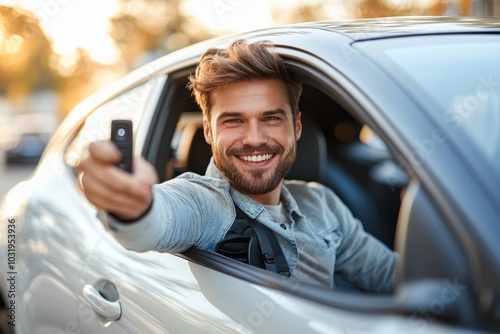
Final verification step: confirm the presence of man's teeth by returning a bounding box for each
[240,154,273,162]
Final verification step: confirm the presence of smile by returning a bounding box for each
[239,154,274,162]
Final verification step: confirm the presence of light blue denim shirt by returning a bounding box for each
[106,159,398,292]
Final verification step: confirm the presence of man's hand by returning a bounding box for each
[77,140,158,221]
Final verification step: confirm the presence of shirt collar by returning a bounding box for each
[205,157,225,179]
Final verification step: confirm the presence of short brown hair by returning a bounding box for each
[187,39,302,118]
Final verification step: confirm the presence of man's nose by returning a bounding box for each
[241,121,267,146]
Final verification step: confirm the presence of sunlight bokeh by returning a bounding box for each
[0,0,480,120]
[1,0,452,66]
[1,0,121,64]
[1,0,346,65]
[0,0,490,198]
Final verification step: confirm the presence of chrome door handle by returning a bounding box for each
[83,284,122,321]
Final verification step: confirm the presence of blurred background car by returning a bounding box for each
[2,114,56,164]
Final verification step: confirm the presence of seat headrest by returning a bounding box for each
[174,121,211,176]
[286,114,327,182]
[186,126,212,175]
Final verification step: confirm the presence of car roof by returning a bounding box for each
[293,16,500,41]
[106,17,499,89]
[138,17,499,75]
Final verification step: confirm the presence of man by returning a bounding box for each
[77,39,398,292]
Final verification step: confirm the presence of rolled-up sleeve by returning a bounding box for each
[328,190,399,293]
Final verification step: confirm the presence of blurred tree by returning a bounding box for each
[272,2,337,25]
[55,48,117,119]
[346,0,446,18]
[60,0,216,116]
[271,0,446,28]
[0,0,450,121]
[0,5,110,120]
[110,0,213,67]
[0,5,59,100]
[1,0,216,120]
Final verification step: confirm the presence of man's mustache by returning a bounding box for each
[227,144,284,155]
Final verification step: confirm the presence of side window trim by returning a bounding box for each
[63,76,165,169]
[142,67,198,181]
[134,75,168,155]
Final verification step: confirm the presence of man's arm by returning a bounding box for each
[78,142,235,254]
[327,190,399,293]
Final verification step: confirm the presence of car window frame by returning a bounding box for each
[353,34,500,222]
[351,35,500,289]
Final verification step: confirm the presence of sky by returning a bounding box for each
[1,0,121,64]
[1,0,347,64]
[180,0,344,34]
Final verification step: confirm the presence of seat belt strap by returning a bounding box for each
[234,205,291,277]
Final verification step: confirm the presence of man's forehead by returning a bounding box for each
[211,80,290,111]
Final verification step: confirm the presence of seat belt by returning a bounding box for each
[216,205,291,277]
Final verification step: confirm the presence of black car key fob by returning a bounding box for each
[111,120,133,173]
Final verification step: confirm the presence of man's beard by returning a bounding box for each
[213,143,296,195]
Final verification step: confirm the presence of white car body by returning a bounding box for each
[1,17,499,333]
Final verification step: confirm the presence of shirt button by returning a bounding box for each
[280,223,287,230]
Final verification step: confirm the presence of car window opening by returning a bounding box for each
[164,71,407,258]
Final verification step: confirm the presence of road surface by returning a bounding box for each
[0,161,36,200]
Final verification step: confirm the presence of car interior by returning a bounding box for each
[63,61,411,296]
[150,66,408,253]
[144,66,414,296]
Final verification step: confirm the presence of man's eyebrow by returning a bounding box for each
[218,109,288,119]
[262,109,288,117]
[218,111,243,119]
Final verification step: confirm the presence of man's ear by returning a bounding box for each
[295,111,302,141]
[203,116,212,145]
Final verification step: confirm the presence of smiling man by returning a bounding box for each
[78,39,398,292]
[204,79,300,204]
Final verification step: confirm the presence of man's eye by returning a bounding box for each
[225,119,241,123]
[264,116,280,121]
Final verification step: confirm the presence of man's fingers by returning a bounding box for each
[134,157,159,185]
[88,140,122,164]
[76,140,120,175]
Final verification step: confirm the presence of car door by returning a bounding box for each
[78,235,471,333]
[78,231,252,333]
[79,245,338,334]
